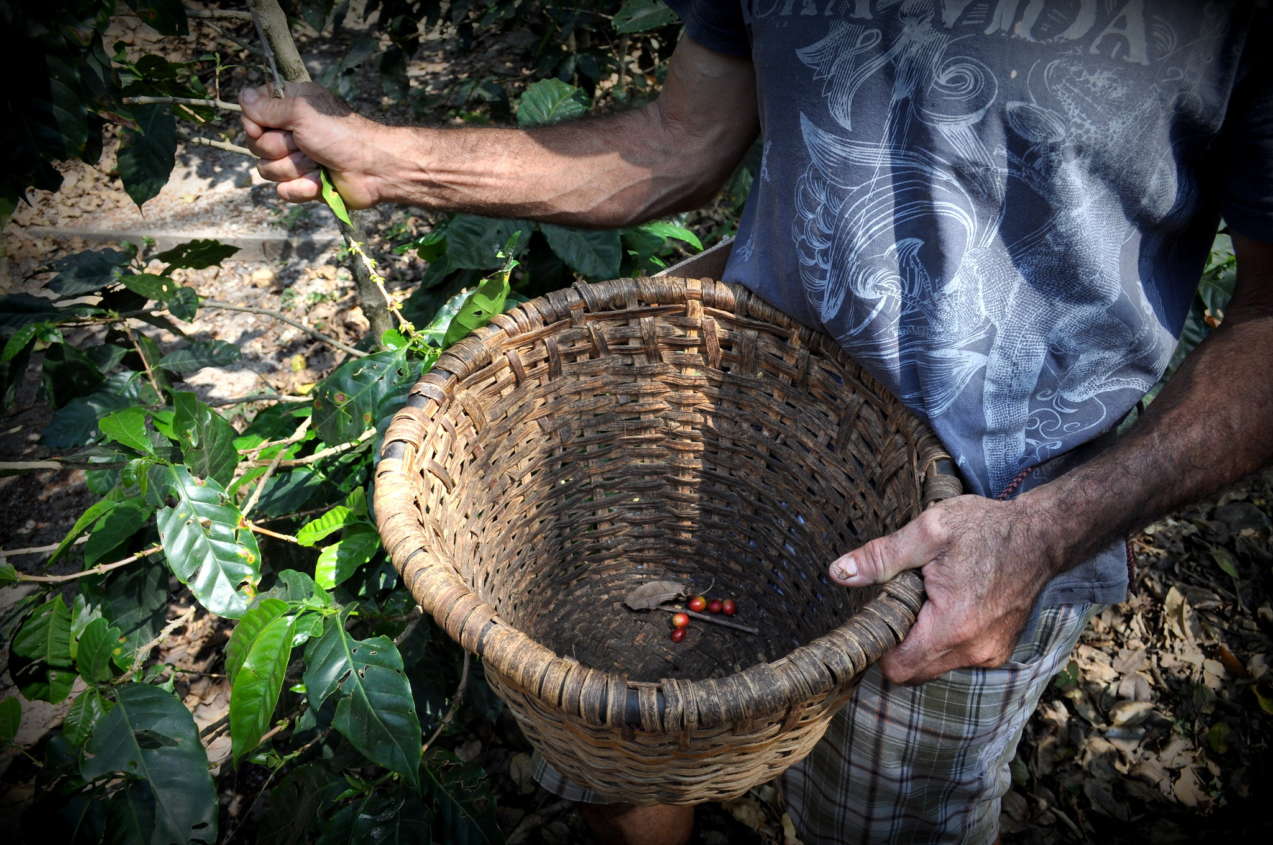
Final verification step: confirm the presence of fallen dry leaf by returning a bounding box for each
[622,580,687,611]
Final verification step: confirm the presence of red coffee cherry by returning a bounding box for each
[670,628,686,643]
[722,598,737,616]
[687,595,707,613]
[707,599,723,614]
[671,612,690,629]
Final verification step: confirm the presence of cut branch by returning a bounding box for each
[207,392,310,407]
[245,428,374,467]
[124,95,242,112]
[188,137,252,156]
[12,545,162,583]
[202,299,367,358]
[655,606,759,635]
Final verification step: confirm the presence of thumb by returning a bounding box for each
[828,510,944,587]
[238,85,297,131]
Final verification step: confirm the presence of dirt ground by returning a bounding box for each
[2,6,1271,844]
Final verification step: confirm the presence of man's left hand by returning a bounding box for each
[827,494,1060,684]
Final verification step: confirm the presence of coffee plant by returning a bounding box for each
[0,2,710,842]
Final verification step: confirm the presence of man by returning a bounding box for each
[240,1,1272,841]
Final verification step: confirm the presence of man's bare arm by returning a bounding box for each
[238,37,758,227]
[828,233,1273,683]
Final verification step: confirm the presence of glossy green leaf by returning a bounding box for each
[119,272,181,302]
[517,79,588,127]
[44,371,159,448]
[172,391,238,486]
[47,248,131,298]
[225,599,289,684]
[51,492,123,563]
[303,619,421,787]
[158,339,241,374]
[442,270,511,348]
[0,697,20,743]
[424,749,502,845]
[81,684,217,845]
[76,617,123,683]
[230,613,294,764]
[83,501,152,565]
[319,791,433,845]
[99,406,154,455]
[638,220,703,250]
[315,525,381,589]
[156,466,260,619]
[154,238,239,270]
[168,286,200,321]
[82,561,169,656]
[320,169,352,226]
[312,348,416,445]
[64,687,110,747]
[613,0,679,33]
[118,103,176,207]
[442,215,532,270]
[540,224,622,280]
[296,505,353,548]
[0,563,16,585]
[13,595,73,667]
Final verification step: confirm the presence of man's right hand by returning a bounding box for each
[239,83,388,209]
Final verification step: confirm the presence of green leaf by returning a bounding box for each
[50,492,122,563]
[638,220,702,250]
[81,684,217,845]
[0,563,16,585]
[225,598,289,684]
[156,466,260,619]
[312,348,416,445]
[64,688,110,747]
[168,286,200,321]
[76,617,124,684]
[0,293,65,331]
[44,371,159,449]
[517,79,589,127]
[303,619,422,787]
[296,505,353,547]
[1211,547,1240,579]
[82,562,169,656]
[320,169,352,225]
[540,224,621,280]
[315,525,381,589]
[118,103,176,207]
[172,391,239,485]
[230,613,294,764]
[119,272,181,302]
[250,467,325,518]
[424,749,502,845]
[0,697,20,744]
[154,239,239,270]
[99,406,155,455]
[443,270,511,348]
[2,321,52,362]
[158,339,241,374]
[443,215,532,270]
[613,0,679,33]
[47,248,132,298]
[13,596,73,667]
[84,500,152,565]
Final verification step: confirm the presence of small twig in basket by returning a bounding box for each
[656,606,758,635]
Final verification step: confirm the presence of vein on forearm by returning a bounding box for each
[1026,292,1273,572]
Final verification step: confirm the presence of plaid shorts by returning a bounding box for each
[533,602,1096,844]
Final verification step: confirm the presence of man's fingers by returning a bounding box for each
[245,129,300,161]
[275,172,322,204]
[828,508,947,587]
[238,85,300,133]
[257,150,318,183]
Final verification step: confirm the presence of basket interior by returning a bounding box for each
[408,290,926,682]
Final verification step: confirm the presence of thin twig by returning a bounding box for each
[124,95,242,112]
[186,7,253,20]
[11,545,162,583]
[122,605,198,682]
[202,300,367,358]
[187,137,252,156]
[422,651,470,753]
[207,392,310,407]
[242,417,310,518]
[0,536,87,559]
[237,419,315,457]
[245,428,374,467]
[0,458,129,473]
[199,713,230,739]
[655,606,759,635]
[245,522,299,544]
[122,324,164,397]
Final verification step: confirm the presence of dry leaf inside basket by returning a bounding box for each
[622,580,687,611]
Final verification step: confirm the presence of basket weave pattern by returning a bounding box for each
[375,277,960,803]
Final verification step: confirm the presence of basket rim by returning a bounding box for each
[374,276,961,732]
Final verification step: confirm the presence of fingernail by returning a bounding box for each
[832,556,858,582]
[242,87,259,104]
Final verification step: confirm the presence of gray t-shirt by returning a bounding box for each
[669,0,1273,607]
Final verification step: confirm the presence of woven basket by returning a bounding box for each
[375,277,961,804]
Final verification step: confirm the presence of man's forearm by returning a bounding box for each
[1023,234,1273,573]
